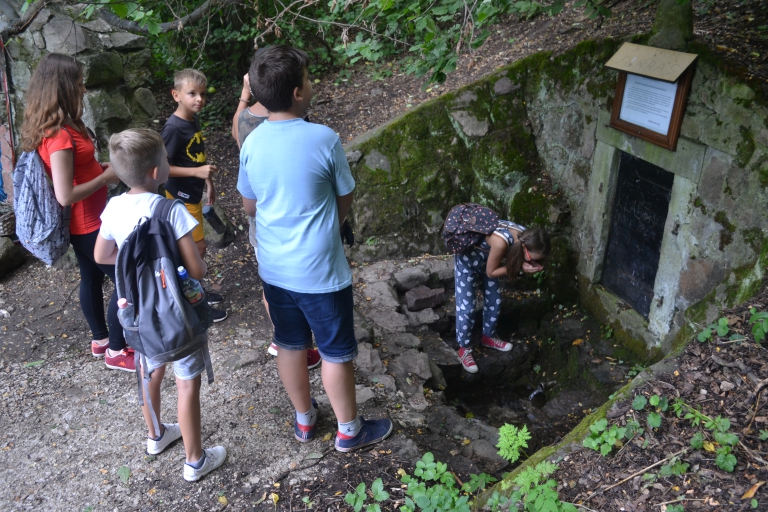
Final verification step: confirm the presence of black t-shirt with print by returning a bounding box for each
[162,114,206,204]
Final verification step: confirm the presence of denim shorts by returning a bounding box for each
[146,341,209,380]
[262,282,358,364]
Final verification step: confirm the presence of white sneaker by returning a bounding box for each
[268,342,278,356]
[146,423,182,455]
[183,446,227,482]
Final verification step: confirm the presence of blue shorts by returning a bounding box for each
[263,282,358,364]
[146,339,209,380]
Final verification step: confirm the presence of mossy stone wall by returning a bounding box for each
[345,37,768,358]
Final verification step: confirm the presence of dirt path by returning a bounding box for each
[1,1,766,509]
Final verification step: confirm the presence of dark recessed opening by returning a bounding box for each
[601,151,674,317]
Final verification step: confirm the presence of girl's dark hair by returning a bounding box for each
[20,53,86,152]
[248,45,309,113]
[505,227,551,279]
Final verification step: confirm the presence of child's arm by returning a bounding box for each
[50,150,119,206]
[232,74,250,145]
[336,192,354,225]
[94,234,119,265]
[177,232,207,280]
[205,178,215,205]
[168,164,216,180]
[242,197,256,217]
[485,234,509,279]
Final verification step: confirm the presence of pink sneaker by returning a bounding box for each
[481,335,512,352]
[458,347,478,373]
[91,340,108,358]
[268,343,322,370]
[104,348,136,372]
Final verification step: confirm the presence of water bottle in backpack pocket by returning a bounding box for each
[177,266,213,329]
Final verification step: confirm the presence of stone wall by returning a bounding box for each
[0,3,158,202]
[345,37,768,358]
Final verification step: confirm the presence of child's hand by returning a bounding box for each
[101,165,120,186]
[241,74,251,98]
[522,261,543,273]
[195,164,217,180]
[205,178,215,206]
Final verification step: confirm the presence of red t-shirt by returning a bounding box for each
[38,128,106,235]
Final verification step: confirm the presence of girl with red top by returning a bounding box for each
[19,53,134,372]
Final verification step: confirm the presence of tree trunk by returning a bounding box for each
[648,0,694,51]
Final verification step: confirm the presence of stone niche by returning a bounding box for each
[0,4,158,202]
[344,38,768,359]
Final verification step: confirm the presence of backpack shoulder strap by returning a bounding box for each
[152,197,180,221]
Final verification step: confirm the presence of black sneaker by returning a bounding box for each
[211,307,228,323]
[206,291,223,305]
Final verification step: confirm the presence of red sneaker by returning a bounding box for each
[268,344,322,370]
[481,335,512,352]
[307,349,322,370]
[458,347,478,373]
[105,348,136,372]
[91,340,108,358]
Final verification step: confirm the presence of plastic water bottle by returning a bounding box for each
[177,266,205,305]
[117,298,137,327]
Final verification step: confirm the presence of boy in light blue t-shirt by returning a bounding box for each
[237,45,392,451]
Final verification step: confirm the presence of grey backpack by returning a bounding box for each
[115,198,213,433]
[12,128,76,265]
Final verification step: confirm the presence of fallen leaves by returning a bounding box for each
[741,481,764,500]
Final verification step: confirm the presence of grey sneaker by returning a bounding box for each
[183,446,227,482]
[147,423,182,455]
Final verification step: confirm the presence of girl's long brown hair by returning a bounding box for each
[20,53,87,152]
[505,227,551,279]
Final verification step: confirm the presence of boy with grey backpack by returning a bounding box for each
[93,128,225,482]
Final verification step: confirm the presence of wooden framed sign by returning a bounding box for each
[606,43,697,151]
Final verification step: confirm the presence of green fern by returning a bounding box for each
[496,424,532,464]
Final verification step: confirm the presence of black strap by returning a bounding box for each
[152,197,179,221]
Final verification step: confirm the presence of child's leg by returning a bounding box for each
[70,231,109,343]
[321,361,357,423]
[481,273,502,338]
[276,349,311,414]
[140,364,166,439]
[177,374,203,463]
[454,252,480,348]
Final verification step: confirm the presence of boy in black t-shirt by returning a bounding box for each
[162,68,227,322]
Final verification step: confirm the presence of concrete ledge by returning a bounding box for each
[595,110,707,184]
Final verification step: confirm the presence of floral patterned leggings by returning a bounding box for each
[454,244,502,348]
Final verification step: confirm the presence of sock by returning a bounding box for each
[150,424,166,441]
[296,405,317,426]
[337,417,362,439]
[187,451,206,469]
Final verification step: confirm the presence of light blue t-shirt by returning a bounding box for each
[237,118,355,293]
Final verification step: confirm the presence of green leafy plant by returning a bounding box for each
[302,495,315,508]
[344,478,389,512]
[759,430,768,441]
[582,418,628,456]
[672,399,740,472]
[600,324,614,339]
[626,364,645,378]
[400,453,470,512]
[752,498,759,509]
[502,461,578,512]
[659,457,689,477]
[749,307,768,343]
[697,317,729,342]
[666,505,685,512]
[496,424,532,464]
[461,472,497,493]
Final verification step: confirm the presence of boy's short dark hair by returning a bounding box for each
[109,129,165,187]
[249,45,309,113]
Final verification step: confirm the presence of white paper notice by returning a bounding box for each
[619,74,678,136]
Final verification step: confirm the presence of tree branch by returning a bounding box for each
[97,0,232,35]
[0,0,48,40]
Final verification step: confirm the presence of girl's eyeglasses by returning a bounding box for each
[523,246,543,266]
